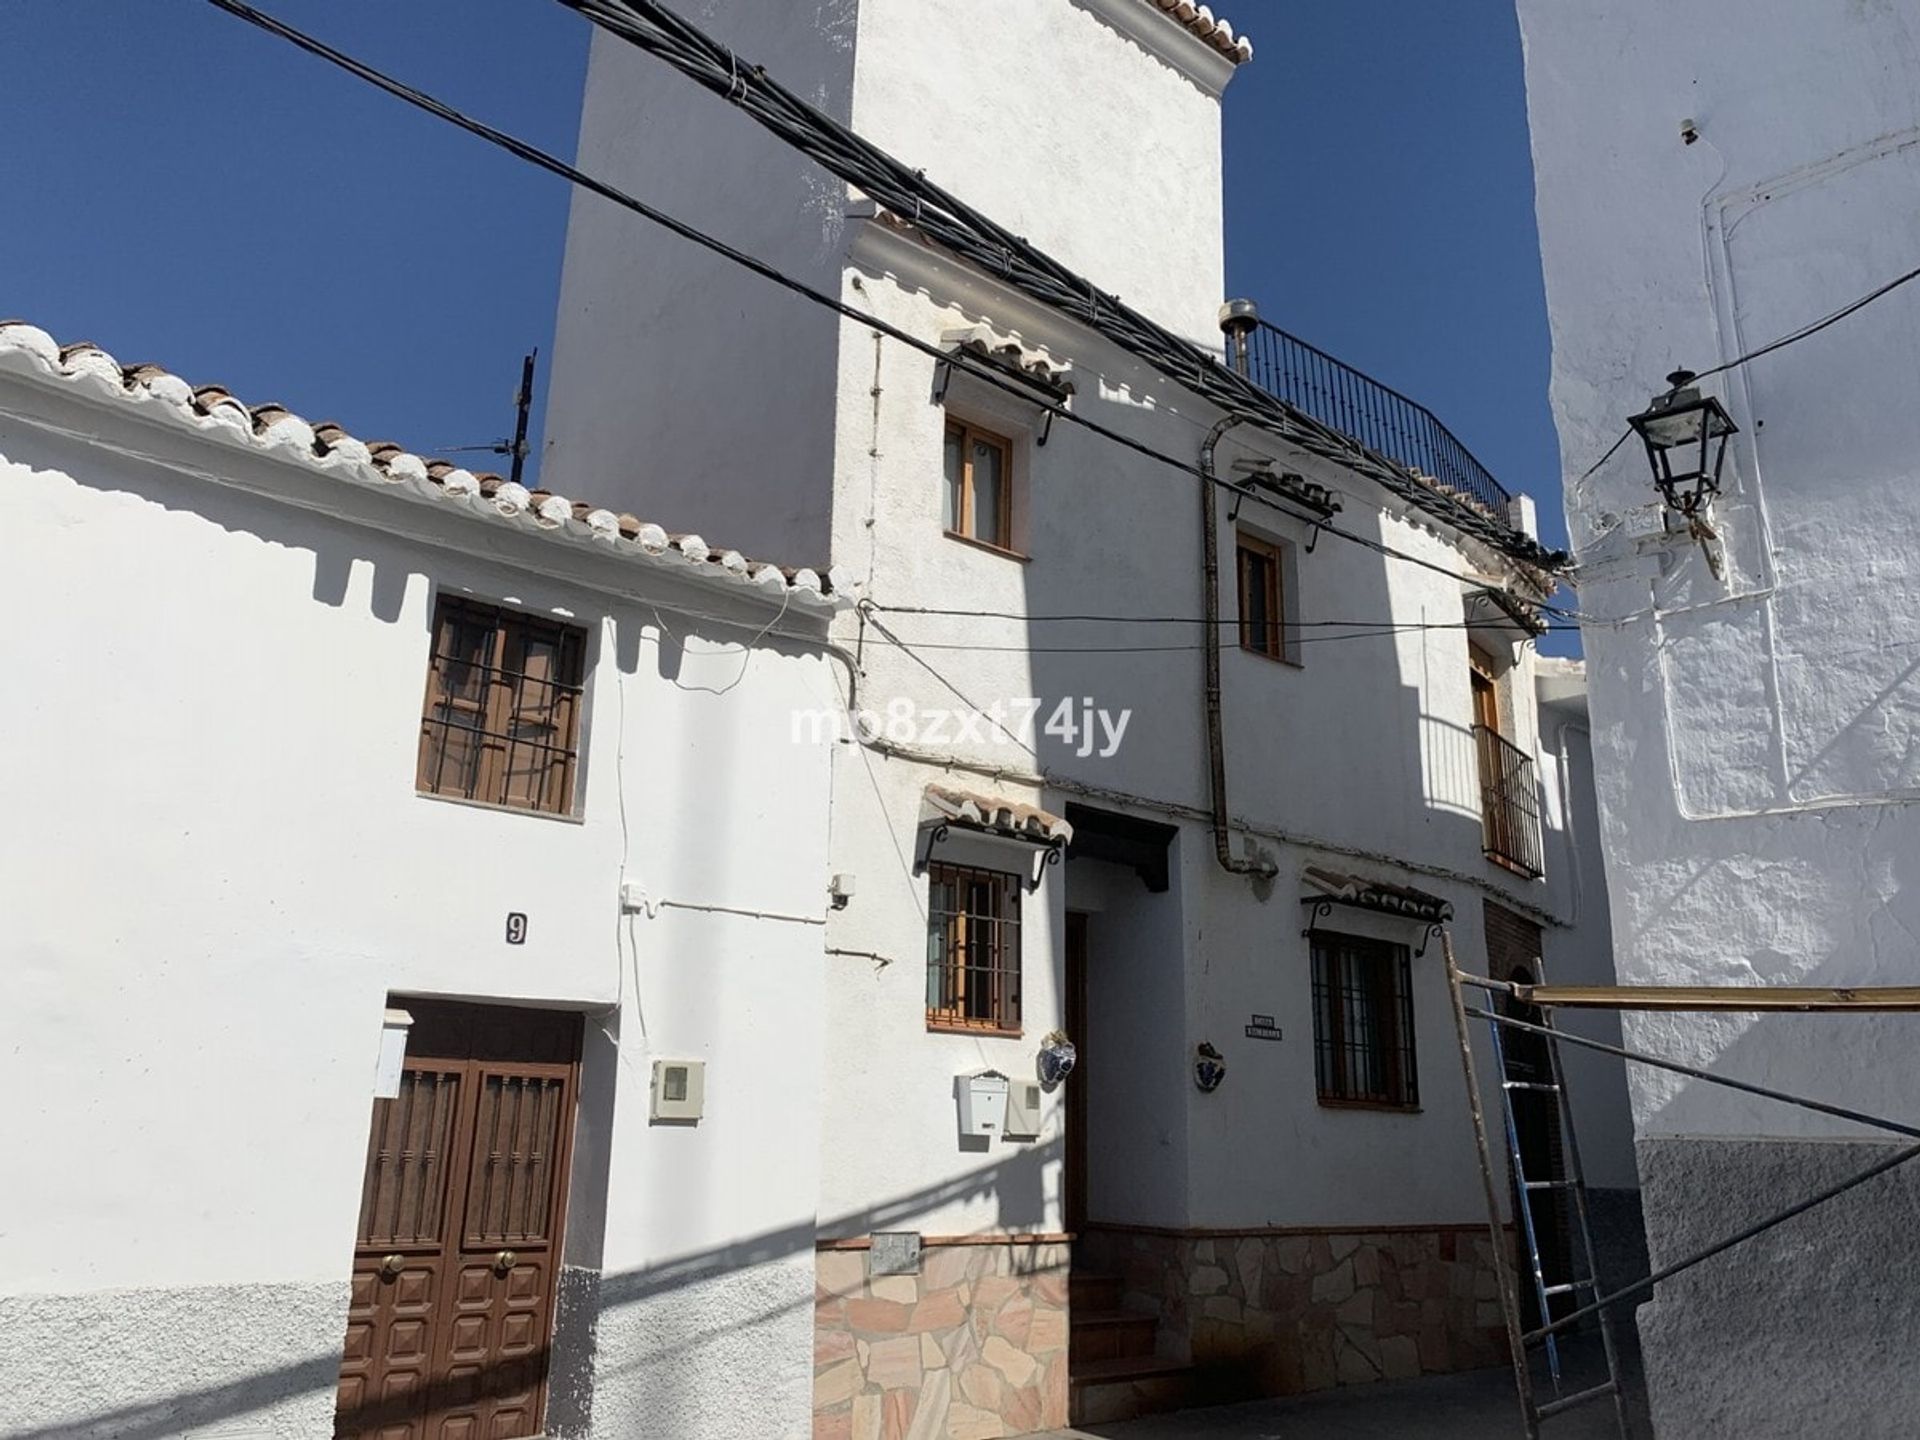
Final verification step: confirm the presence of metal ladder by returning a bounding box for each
[1444,936,1632,1440]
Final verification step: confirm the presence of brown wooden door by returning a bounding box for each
[1064,912,1089,1235]
[337,1002,580,1440]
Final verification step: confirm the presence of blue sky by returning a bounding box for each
[2,1,1569,644]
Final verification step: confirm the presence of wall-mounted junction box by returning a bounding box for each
[651,1059,706,1122]
[1003,1080,1043,1140]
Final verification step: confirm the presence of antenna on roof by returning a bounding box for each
[433,348,540,484]
[508,348,537,488]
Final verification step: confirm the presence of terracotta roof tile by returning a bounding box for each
[924,784,1074,845]
[1303,865,1454,924]
[0,320,848,609]
[1147,0,1252,63]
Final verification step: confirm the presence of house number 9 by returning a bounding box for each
[506,912,528,945]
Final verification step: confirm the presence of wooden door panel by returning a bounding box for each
[338,1007,578,1440]
[358,1068,463,1250]
[338,1257,442,1437]
[462,1073,566,1247]
[1064,912,1088,1235]
[435,1260,543,1436]
[435,1068,569,1438]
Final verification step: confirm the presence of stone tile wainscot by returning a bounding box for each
[1078,1226,1510,1399]
[814,1240,1070,1439]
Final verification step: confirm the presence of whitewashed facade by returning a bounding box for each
[545,0,1606,1431]
[0,323,843,1439]
[1518,1,1920,1433]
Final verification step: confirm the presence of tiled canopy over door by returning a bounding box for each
[337,1001,581,1440]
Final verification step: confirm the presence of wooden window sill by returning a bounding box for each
[1316,1097,1423,1115]
[417,789,585,825]
[1484,851,1542,880]
[1237,642,1302,668]
[943,530,1031,564]
[926,1019,1024,1040]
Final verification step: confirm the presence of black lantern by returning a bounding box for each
[1628,370,1737,518]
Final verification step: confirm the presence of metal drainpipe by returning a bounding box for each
[1201,407,1276,880]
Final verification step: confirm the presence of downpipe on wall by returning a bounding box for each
[1201,413,1278,883]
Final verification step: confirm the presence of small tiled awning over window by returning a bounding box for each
[922,785,1073,846]
[1302,865,1454,924]
[939,325,1074,400]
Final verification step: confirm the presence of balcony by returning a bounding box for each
[1237,318,1514,520]
[1474,725,1545,878]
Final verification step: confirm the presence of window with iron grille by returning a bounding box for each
[417,596,588,817]
[926,862,1022,1034]
[1311,932,1418,1108]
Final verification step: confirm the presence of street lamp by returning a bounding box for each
[1628,369,1737,518]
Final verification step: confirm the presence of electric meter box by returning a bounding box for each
[958,1071,1010,1137]
[651,1059,706,1122]
[1003,1080,1044,1139]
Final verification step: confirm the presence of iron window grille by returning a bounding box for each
[1311,932,1419,1108]
[1475,725,1547,878]
[417,596,588,817]
[1469,648,1545,879]
[926,862,1022,1034]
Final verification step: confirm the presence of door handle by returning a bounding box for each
[379,1254,405,1281]
[494,1250,517,1275]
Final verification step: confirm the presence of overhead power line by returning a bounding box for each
[847,623,1577,656]
[558,0,1561,569]
[198,0,1559,607]
[1577,259,1920,484]
[1694,261,1920,385]
[868,604,1562,631]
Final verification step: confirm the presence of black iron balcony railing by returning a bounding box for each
[1474,724,1545,879]
[1239,319,1514,520]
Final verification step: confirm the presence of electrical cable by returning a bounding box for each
[849,624,1577,655]
[867,604,1563,629]
[1573,428,1631,488]
[199,0,1562,609]
[1572,259,1920,484]
[559,0,1561,568]
[1693,260,1920,385]
[859,610,1035,751]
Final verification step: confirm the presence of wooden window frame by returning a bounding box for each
[417,596,588,818]
[1310,932,1419,1110]
[943,418,1016,553]
[1236,531,1290,662]
[1469,644,1502,734]
[925,861,1023,1036]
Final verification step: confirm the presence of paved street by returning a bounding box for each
[1046,1343,1648,1440]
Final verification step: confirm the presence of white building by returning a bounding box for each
[1535,659,1642,1270]
[0,321,845,1439]
[1517,1,1920,1433]
[545,0,1617,1431]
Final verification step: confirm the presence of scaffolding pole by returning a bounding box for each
[1443,929,1541,1437]
[1447,948,1920,1436]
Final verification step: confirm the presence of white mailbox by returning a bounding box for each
[958,1070,1010,1138]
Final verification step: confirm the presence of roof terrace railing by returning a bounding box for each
[1238,317,1514,519]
